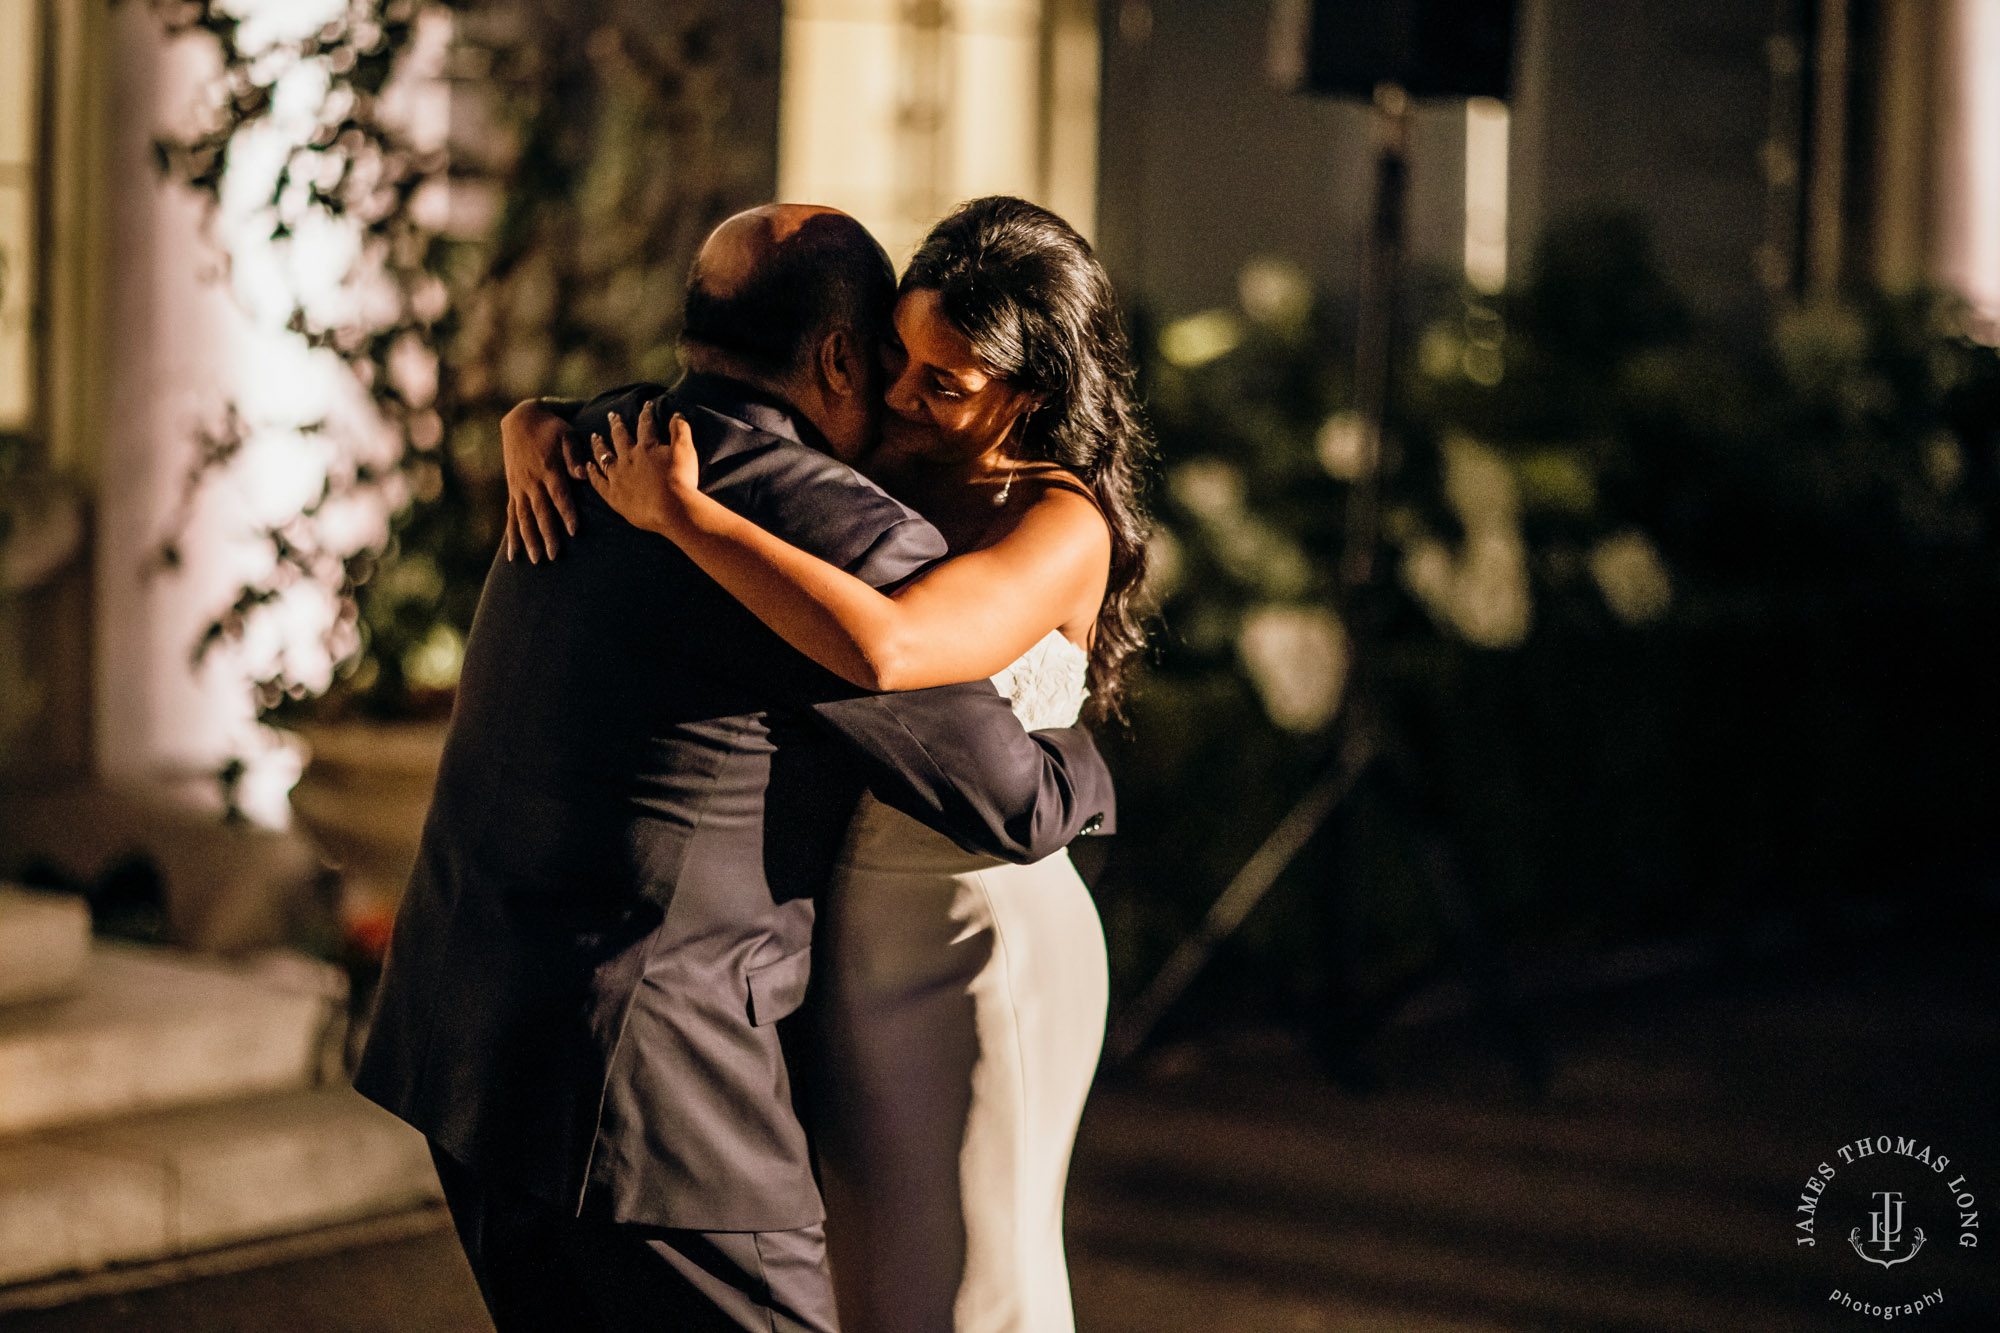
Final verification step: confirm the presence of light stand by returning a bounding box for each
[1107,85,1544,1090]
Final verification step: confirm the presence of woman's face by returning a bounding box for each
[875,287,1037,472]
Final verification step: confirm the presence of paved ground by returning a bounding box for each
[5,944,1993,1331]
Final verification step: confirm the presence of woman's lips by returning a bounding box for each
[876,411,932,455]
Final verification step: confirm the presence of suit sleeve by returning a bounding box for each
[804,685,1115,864]
[546,383,671,434]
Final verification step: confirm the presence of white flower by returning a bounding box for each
[1238,604,1349,733]
[1210,516,1311,598]
[1402,537,1455,610]
[1589,530,1672,625]
[1926,434,1965,491]
[1168,457,1244,519]
[1395,435,1532,647]
[1315,411,1373,480]
[403,622,465,691]
[1454,529,1532,647]
[1237,256,1312,328]
[1442,433,1518,527]
[1143,526,1184,603]
[1160,309,1245,368]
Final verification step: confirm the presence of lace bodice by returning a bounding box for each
[989,630,1089,730]
[838,631,1091,872]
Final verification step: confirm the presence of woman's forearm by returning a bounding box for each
[658,487,926,690]
[587,405,1097,690]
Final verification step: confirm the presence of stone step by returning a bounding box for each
[0,943,339,1136]
[0,1087,441,1288]
[0,887,91,1006]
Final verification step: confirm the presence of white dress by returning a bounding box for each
[820,631,1108,1333]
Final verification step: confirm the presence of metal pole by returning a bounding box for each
[1342,82,1411,591]
[1107,85,1411,1067]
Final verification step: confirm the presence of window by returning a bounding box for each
[776,0,1098,266]
[0,0,41,437]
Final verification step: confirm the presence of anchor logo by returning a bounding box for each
[1849,1190,1926,1269]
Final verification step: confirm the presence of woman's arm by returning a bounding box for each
[586,401,1110,691]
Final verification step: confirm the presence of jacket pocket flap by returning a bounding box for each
[745,947,813,1027]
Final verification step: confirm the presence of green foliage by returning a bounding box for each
[151,0,778,724]
[1104,215,2000,1018]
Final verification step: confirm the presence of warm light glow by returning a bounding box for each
[0,0,40,430]
[777,0,1096,267]
[1464,96,1510,294]
[134,1,447,823]
[1950,0,2000,335]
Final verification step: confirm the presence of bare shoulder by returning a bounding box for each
[1004,468,1111,558]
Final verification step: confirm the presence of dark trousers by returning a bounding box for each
[431,1145,840,1333]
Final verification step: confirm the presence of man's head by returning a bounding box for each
[681,205,895,461]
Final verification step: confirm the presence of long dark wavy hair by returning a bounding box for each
[902,196,1154,724]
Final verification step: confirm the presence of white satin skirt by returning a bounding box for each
[818,797,1109,1333]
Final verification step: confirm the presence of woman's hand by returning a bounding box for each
[502,399,585,563]
[585,400,703,539]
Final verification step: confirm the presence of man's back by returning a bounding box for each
[356,376,1108,1232]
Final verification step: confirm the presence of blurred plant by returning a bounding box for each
[0,239,15,541]
[1106,217,2000,1025]
[150,0,777,754]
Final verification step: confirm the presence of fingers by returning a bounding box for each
[527,486,563,561]
[504,495,519,562]
[512,489,549,563]
[666,413,700,490]
[607,410,633,459]
[636,399,661,449]
[546,473,578,536]
[562,430,591,480]
[591,432,614,469]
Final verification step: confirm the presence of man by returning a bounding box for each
[354,206,1114,1332]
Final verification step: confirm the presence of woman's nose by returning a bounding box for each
[884,365,924,421]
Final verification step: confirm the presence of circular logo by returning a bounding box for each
[1793,1134,1986,1324]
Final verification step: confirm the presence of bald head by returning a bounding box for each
[682,204,895,381]
[692,204,846,297]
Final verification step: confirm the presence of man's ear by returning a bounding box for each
[817,327,866,400]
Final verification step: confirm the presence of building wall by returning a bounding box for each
[1095,0,1472,321]
[93,3,266,798]
[1508,0,1777,328]
[1093,0,1789,331]
[777,0,1099,269]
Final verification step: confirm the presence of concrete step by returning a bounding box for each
[0,887,91,1006]
[0,783,329,954]
[0,943,339,1136]
[0,1087,441,1288]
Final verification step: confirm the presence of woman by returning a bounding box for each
[589,196,1148,1332]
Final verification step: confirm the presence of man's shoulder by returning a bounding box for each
[670,388,946,589]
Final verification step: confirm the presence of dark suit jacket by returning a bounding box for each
[354,374,1114,1233]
